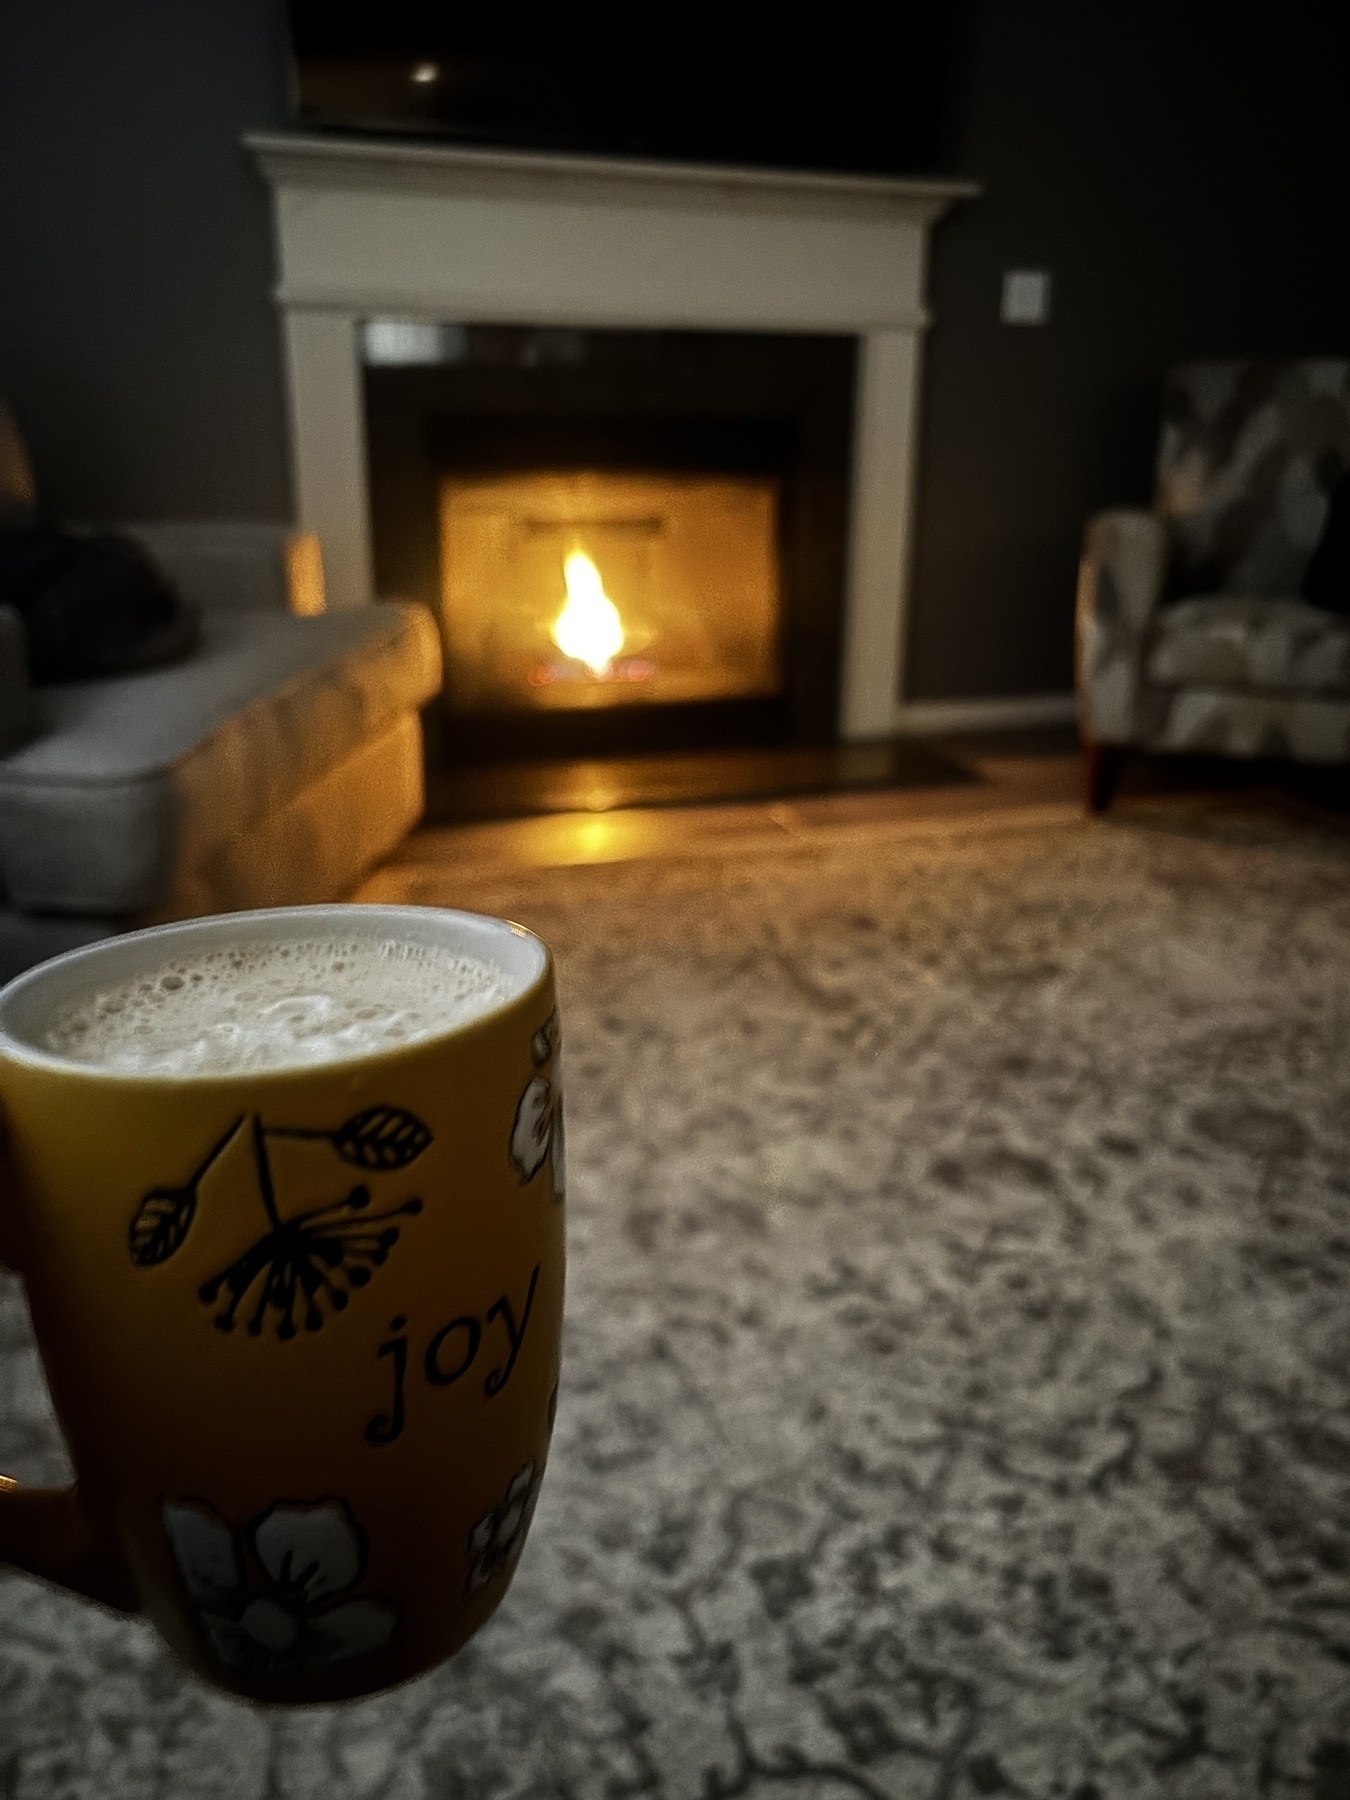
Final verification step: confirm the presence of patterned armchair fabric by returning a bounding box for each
[1075,361,1350,760]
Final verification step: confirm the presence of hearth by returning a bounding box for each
[365,325,855,757]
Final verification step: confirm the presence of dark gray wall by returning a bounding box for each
[1,2,1344,700]
[0,0,291,522]
[908,2,1349,700]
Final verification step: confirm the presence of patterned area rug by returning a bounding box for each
[4,807,1350,1799]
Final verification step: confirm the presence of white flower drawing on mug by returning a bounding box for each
[509,1010,565,1201]
[162,1496,400,1675]
[466,1459,542,1594]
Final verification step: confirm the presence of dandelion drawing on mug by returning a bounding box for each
[509,1012,565,1201]
[162,1495,400,1676]
[128,1105,432,1339]
[465,1460,542,1595]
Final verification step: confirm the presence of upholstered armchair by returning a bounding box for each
[1075,362,1350,809]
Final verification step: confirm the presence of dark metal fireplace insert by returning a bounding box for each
[364,325,856,762]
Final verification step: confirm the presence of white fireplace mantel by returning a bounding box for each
[248,131,976,739]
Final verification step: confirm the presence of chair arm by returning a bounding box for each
[0,605,37,754]
[1074,509,1169,745]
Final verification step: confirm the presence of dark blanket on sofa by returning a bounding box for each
[0,528,197,683]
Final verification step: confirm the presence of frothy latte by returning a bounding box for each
[41,936,508,1075]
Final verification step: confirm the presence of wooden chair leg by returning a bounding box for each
[1085,742,1126,813]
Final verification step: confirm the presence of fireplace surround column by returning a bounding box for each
[282,310,373,612]
[841,330,925,741]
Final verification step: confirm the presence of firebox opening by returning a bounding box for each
[439,470,782,716]
[365,324,856,762]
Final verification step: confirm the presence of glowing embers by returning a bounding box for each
[438,471,782,712]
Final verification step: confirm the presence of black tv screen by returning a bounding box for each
[287,5,962,177]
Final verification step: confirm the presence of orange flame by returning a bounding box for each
[551,551,625,677]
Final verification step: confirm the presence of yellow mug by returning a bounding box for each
[0,904,564,1703]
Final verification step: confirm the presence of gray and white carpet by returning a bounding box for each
[5,803,1350,1799]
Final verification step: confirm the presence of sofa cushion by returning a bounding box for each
[124,522,300,615]
[1145,596,1350,695]
[0,910,113,987]
[1156,361,1350,598]
[1145,688,1350,763]
[0,601,441,915]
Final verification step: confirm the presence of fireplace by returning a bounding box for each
[247,133,975,739]
[364,323,855,754]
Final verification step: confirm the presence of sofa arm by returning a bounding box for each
[1074,509,1169,745]
[0,605,37,754]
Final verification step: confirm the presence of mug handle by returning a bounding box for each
[0,1107,140,1613]
[0,1477,139,1611]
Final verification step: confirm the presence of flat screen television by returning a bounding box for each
[287,4,963,176]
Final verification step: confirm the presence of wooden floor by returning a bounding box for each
[354,729,1350,901]
[357,732,1089,896]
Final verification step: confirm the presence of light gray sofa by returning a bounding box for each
[0,523,442,982]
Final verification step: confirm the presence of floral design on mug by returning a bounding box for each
[465,1460,542,1595]
[509,1011,565,1202]
[129,1106,431,1340]
[530,1012,559,1067]
[162,1495,401,1676]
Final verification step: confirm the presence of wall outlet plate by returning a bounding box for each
[1001,269,1052,326]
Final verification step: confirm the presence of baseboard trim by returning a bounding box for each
[889,692,1078,737]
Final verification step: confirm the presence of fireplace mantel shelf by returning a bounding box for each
[246,130,977,223]
[249,130,977,737]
